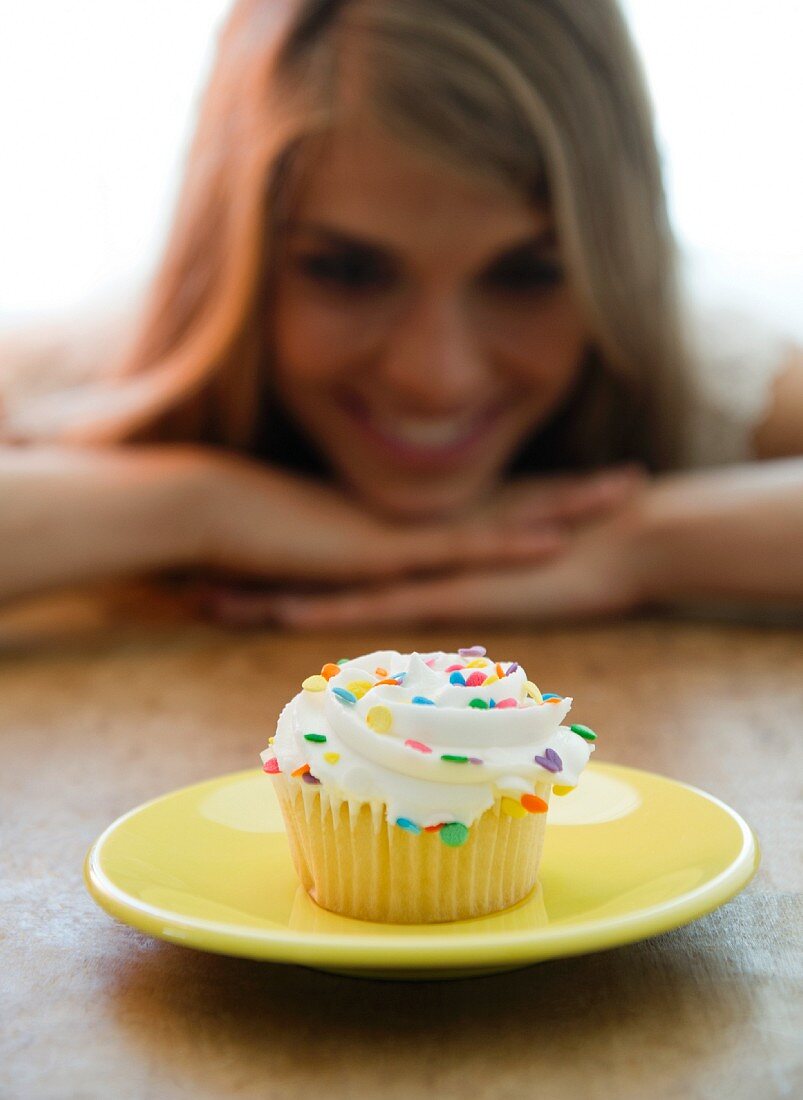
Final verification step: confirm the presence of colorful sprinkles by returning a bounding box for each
[301,674,327,692]
[534,747,563,773]
[440,822,469,847]
[366,704,393,733]
[521,793,549,814]
[571,724,597,741]
[275,647,598,847]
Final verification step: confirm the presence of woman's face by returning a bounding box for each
[273,117,589,520]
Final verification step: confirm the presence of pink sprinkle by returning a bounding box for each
[465,671,487,687]
[495,698,517,709]
[405,739,433,754]
[263,757,281,774]
[445,664,465,673]
[424,657,437,668]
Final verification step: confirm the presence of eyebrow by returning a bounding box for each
[283,221,556,259]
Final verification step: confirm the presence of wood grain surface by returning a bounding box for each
[1,589,801,1099]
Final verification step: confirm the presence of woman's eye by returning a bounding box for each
[481,257,563,294]
[295,251,392,291]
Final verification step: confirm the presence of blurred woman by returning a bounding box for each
[2,0,801,626]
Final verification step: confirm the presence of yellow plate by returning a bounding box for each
[85,763,759,980]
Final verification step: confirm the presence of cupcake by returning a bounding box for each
[260,648,597,923]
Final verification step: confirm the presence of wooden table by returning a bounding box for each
[2,592,801,1099]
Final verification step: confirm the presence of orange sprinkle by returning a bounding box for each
[320,663,341,680]
[374,666,388,677]
[496,663,505,678]
[374,678,400,687]
[521,793,549,814]
[291,763,311,777]
[546,698,562,704]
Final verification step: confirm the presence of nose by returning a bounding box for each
[377,291,488,413]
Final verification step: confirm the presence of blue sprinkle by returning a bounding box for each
[332,687,357,705]
[390,671,407,682]
[489,699,497,708]
[412,696,435,706]
[449,671,466,686]
[541,693,563,701]
[395,817,421,835]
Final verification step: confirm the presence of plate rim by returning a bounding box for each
[84,762,760,969]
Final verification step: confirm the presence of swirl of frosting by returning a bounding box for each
[262,650,595,832]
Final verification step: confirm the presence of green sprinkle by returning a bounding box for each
[336,658,349,665]
[304,733,327,743]
[468,698,489,709]
[570,724,597,741]
[440,822,469,847]
[441,753,469,764]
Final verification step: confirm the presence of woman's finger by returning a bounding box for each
[390,521,564,576]
[497,464,645,527]
[265,567,547,630]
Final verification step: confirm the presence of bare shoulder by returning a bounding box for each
[752,347,803,459]
[0,295,139,397]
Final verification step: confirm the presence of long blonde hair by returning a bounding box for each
[14,0,687,468]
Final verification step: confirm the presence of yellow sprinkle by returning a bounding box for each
[484,674,499,685]
[366,705,393,733]
[347,680,372,699]
[268,736,275,745]
[302,675,327,692]
[501,796,528,818]
[553,785,575,797]
[466,658,489,668]
[524,680,543,703]
[324,752,340,764]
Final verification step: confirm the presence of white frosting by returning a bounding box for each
[261,650,594,831]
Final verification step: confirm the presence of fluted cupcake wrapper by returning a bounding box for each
[272,773,549,923]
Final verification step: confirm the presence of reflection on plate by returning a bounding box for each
[85,763,759,980]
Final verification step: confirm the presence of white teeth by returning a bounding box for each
[370,413,479,449]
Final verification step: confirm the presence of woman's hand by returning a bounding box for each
[196,453,572,585]
[203,461,645,625]
[229,459,803,628]
[228,501,649,629]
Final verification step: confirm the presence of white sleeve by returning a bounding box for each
[677,303,795,468]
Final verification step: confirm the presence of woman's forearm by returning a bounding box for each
[636,459,803,605]
[0,446,206,604]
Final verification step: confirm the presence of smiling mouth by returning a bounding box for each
[339,395,504,469]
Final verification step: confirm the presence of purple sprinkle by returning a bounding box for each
[468,756,484,765]
[505,663,519,676]
[301,772,321,785]
[534,747,563,773]
[458,645,487,658]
